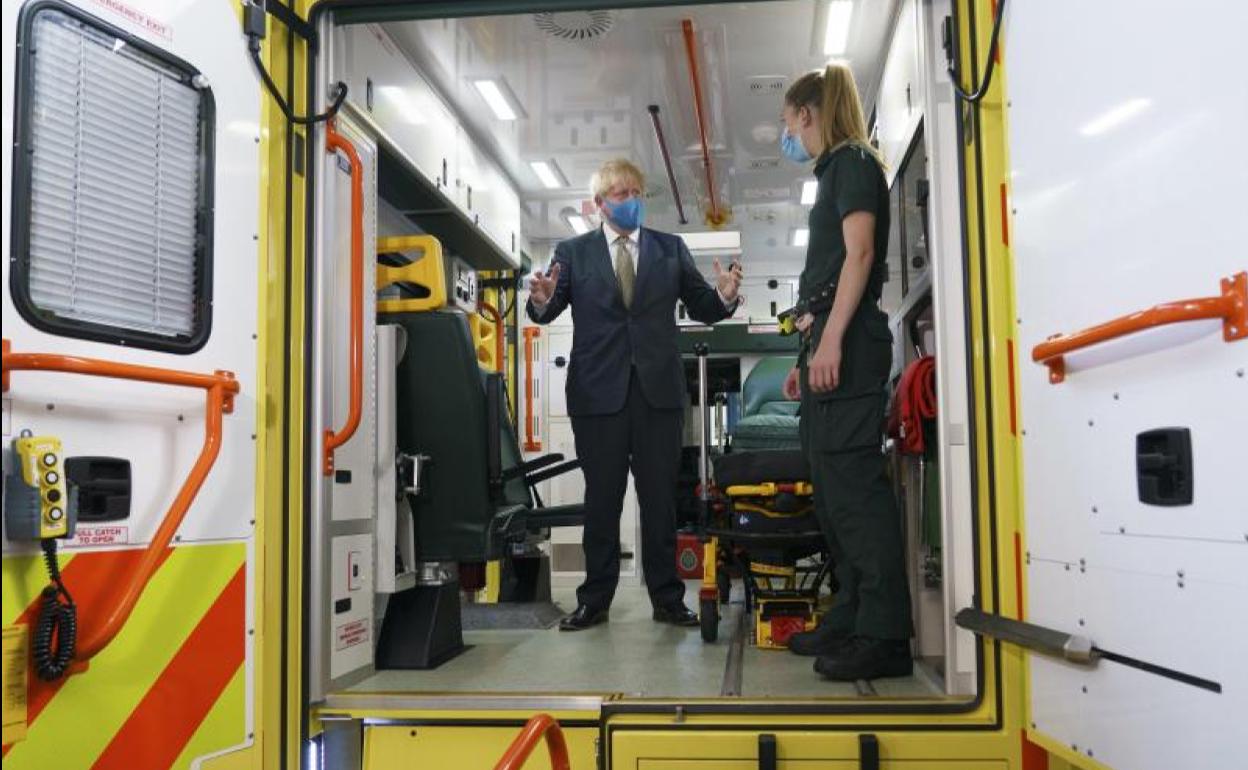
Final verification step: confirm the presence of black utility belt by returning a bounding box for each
[777,285,837,336]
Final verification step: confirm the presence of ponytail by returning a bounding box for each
[784,62,883,166]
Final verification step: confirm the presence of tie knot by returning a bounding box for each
[615,235,629,246]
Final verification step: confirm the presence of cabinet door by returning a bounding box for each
[347,24,455,194]
[454,124,484,221]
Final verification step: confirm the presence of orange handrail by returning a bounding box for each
[1032,271,1247,384]
[494,714,570,770]
[1,339,240,663]
[522,327,541,452]
[681,19,724,227]
[479,301,506,373]
[323,119,364,474]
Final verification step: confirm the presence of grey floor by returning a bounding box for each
[349,582,945,699]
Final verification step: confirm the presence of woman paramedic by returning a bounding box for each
[778,63,914,682]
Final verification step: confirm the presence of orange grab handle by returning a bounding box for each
[323,119,364,474]
[1,339,240,663]
[1031,271,1247,384]
[681,19,723,226]
[479,301,506,372]
[494,714,570,770]
[522,327,541,452]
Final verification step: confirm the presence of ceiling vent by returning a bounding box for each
[747,75,788,94]
[534,11,617,41]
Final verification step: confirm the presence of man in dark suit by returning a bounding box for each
[527,159,743,631]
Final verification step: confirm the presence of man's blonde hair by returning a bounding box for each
[590,158,646,198]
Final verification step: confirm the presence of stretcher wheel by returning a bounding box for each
[717,569,731,605]
[699,597,718,642]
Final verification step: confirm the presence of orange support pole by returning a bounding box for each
[323,119,365,474]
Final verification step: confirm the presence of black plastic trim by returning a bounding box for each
[10,0,215,355]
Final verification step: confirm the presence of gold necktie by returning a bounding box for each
[614,235,635,308]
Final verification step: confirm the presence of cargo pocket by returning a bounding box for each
[808,392,885,454]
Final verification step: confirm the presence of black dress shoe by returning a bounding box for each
[787,621,852,657]
[814,636,912,681]
[559,605,608,632]
[652,604,699,627]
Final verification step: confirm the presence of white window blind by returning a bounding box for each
[25,10,207,339]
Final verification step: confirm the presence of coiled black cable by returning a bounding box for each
[34,539,76,681]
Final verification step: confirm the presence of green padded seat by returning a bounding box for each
[732,355,801,450]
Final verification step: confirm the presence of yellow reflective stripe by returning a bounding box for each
[172,665,247,770]
[4,543,244,769]
[1,553,76,627]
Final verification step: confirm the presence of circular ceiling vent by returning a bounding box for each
[533,11,617,42]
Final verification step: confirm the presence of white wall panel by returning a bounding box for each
[1007,1,1248,766]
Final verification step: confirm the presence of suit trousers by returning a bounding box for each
[571,369,685,612]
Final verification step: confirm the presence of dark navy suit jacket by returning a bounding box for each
[526,226,734,417]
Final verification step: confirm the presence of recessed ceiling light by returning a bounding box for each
[566,213,590,235]
[824,1,854,56]
[679,231,742,251]
[473,78,524,121]
[792,228,810,247]
[529,160,567,189]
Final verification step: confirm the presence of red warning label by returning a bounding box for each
[335,619,370,651]
[65,525,129,548]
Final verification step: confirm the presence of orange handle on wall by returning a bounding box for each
[522,327,541,452]
[681,18,723,227]
[323,119,364,474]
[494,714,570,770]
[1031,271,1247,384]
[1,339,240,663]
[479,301,506,373]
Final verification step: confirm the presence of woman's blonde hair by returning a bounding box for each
[590,158,647,198]
[784,62,881,164]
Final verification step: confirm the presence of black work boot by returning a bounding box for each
[814,636,912,681]
[787,619,852,657]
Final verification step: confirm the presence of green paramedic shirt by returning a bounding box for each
[799,142,893,402]
[799,142,890,303]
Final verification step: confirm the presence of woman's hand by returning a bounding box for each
[795,313,814,334]
[782,367,801,400]
[807,335,843,393]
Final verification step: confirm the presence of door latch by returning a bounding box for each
[1136,427,1193,506]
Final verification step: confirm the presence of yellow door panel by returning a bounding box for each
[363,724,597,770]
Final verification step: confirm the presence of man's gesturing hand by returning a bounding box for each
[713,258,743,302]
[528,262,562,306]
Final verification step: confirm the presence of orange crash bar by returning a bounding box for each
[323,119,365,475]
[1032,271,1247,383]
[494,714,571,770]
[1,339,240,663]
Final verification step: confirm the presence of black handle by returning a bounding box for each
[758,734,776,770]
[1136,427,1193,506]
[693,342,709,357]
[859,734,879,770]
[554,356,567,368]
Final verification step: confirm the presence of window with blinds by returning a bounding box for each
[11,4,214,352]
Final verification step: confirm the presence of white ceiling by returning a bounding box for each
[383,0,899,270]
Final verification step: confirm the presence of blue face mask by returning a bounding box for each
[602,196,644,232]
[781,127,813,164]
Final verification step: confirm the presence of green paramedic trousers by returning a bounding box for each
[800,376,914,641]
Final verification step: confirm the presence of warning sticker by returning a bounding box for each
[64,525,129,548]
[2,625,28,746]
[335,619,370,652]
[86,0,172,40]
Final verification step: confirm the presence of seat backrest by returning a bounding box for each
[742,356,800,418]
[385,310,497,562]
[486,373,536,509]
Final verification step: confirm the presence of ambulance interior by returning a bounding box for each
[311,0,982,705]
